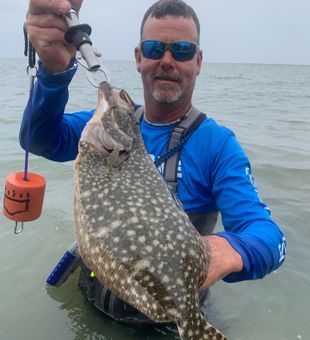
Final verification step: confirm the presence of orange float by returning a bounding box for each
[4,39,47,233]
[3,171,46,233]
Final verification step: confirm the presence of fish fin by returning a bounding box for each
[176,312,227,340]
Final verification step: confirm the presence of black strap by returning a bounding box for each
[134,106,206,194]
[23,26,36,69]
[164,107,205,193]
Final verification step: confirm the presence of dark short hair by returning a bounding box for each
[140,0,200,43]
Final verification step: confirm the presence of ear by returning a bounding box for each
[195,49,203,76]
[135,47,142,73]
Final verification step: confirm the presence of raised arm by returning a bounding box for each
[25,0,83,73]
[19,61,94,161]
[20,0,94,161]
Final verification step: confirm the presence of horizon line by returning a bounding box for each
[0,56,309,67]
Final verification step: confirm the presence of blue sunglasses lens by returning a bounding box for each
[140,40,198,61]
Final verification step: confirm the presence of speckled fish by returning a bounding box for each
[74,81,227,340]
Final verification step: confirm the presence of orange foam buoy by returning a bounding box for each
[3,172,46,231]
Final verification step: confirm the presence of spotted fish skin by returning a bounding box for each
[74,82,227,340]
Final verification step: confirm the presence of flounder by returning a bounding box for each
[74,82,227,340]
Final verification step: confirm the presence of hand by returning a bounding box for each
[25,0,83,73]
[201,235,243,289]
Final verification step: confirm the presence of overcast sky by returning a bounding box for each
[0,0,309,65]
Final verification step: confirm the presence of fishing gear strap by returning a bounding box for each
[134,106,206,194]
[23,26,36,70]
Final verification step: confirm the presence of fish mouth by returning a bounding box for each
[99,83,135,109]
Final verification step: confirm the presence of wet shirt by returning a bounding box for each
[19,60,286,282]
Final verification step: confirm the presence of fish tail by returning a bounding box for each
[176,312,227,340]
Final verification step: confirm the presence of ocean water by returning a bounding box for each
[0,58,309,340]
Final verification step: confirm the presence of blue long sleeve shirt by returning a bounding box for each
[19,61,286,282]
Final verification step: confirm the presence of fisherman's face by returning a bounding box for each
[135,15,202,106]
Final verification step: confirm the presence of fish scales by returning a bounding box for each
[74,82,227,340]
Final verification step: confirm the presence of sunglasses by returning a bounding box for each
[139,40,199,62]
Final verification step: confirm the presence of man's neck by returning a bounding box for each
[144,102,192,123]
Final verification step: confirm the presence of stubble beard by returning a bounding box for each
[152,84,182,104]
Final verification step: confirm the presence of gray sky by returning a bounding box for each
[0,0,309,65]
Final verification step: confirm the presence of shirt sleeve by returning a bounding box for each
[211,133,286,282]
[19,59,94,162]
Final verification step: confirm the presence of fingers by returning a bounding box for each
[28,0,83,16]
[71,0,83,11]
[26,25,76,72]
[28,25,66,47]
[26,0,84,31]
[28,0,70,15]
[24,0,84,72]
[26,12,68,33]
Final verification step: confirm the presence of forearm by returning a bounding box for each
[216,222,286,282]
[201,235,243,289]
[211,134,286,282]
[19,60,82,161]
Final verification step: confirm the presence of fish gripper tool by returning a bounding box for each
[64,8,101,70]
[64,8,110,86]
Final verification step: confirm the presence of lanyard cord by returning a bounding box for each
[23,26,37,181]
[23,74,36,181]
[153,128,196,168]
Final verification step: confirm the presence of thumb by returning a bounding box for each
[50,1,83,15]
[68,0,84,11]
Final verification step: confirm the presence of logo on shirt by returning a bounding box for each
[177,161,182,179]
[245,166,270,212]
[278,236,286,263]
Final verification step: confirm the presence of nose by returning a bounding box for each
[159,49,175,68]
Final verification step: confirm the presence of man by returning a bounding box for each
[22,0,286,325]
